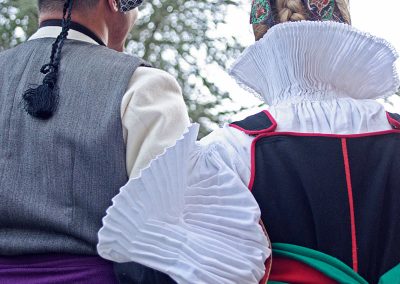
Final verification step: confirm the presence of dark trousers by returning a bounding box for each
[114,262,176,284]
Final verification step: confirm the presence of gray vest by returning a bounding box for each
[0,38,143,255]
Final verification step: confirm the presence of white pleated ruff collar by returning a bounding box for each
[229,21,400,106]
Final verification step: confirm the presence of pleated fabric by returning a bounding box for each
[229,21,399,134]
[98,124,270,284]
[230,21,399,104]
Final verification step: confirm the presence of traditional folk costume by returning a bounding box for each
[98,4,400,284]
[0,0,189,283]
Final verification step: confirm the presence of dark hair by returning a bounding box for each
[38,0,98,12]
[22,0,75,119]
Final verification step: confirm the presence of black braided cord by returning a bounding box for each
[22,0,74,120]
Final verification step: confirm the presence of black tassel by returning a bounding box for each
[22,0,74,120]
[22,65,60,120]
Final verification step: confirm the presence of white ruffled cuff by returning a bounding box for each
[97,124,270,284]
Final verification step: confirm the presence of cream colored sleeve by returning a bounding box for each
[121,67,190,178]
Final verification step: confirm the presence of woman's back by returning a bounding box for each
[231,110,400,283]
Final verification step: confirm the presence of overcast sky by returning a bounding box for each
[351,1,400,113]
[352,0,400,57]
[215,0,400,120]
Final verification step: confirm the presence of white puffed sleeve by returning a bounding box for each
[97,124,270,284]
[121,67,190,179]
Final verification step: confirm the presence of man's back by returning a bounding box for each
[0,38,142,255]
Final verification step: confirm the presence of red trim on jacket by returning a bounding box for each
[259,221,272,284]
[387,112,400,129]
[248,136,258,190]
[341,138,359,272]
[229,110,278,136]
[252,129,400,139]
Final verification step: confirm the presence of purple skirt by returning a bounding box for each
[0,254,118,284]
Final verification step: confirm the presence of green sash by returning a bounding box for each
[269,243,400,284]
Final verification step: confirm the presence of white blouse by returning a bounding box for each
[216,20,399,186]
[98,21,399,283]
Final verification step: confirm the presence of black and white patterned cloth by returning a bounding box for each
[119,0,143,12]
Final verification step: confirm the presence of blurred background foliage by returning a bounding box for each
[0,0,37,49]
[1,0,398,136]
[0,0,247,137]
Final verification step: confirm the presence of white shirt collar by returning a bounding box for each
[28,26,99,46]
[229,21,400,106]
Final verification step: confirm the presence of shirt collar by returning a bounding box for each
[229,21,399,105]
[29,20,106,46]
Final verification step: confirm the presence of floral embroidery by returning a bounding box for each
[250,0,346,28]
[250,0,274,26]
[306,0,335,20]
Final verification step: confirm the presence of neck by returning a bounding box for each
[39,11,109,46]
[108,38,126,52]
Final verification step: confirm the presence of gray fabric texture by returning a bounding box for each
[0,38,143,255]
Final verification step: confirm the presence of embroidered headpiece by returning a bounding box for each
[119,0,144,12]
[250,0,347,28]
